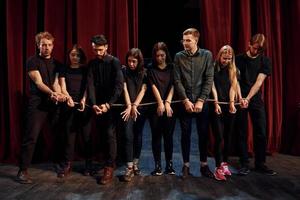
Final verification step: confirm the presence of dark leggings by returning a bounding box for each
[150,113,176,164]
[211,105,235,167]
[61,106,92,164]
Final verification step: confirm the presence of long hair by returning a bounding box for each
[125,48,144,73]
[151,42,172,67]
[66,44,87,66]
[215,45,238,92]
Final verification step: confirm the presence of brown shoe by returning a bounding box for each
[57,162,71,178]
[16,170,33,184]
[99,167,114,185]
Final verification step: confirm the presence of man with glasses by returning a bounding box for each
[173,28,214,179]
[236,33,276,176]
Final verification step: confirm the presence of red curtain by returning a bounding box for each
[1,0,300,164]
[0,0,138,163]
[199,0,283,154]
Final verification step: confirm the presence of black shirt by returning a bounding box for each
[123,67,148,103]
[60,66,87,102]
[213,65,231,102]
[26,54,62,96]
[87,54,124,105]
[235,53,271,100]
[147,63,174,100]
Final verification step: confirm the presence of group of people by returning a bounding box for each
[16,27,276,185]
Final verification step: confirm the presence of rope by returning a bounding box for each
[73,98,240,108]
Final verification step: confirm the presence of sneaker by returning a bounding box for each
[238,165,250,176]
[151,164,163,176]
[200,165,214,178]
[221,162,232,176]
[165,161,176,175]
[123,167,134,182]
[255,164,277,176]
[16,170,33,184]
[214,167,226,181]
[181,165,192,179]
[133,164,141,175]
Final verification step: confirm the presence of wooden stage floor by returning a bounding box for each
[1,153,300,200]
[1,121,300,199]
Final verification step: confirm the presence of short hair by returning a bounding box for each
[90,34,108,45]
[66,44,87,66]
[151,42,172,66]
[35,31,54,46]
[183,28,200,41]
[250,33,266,51]
[125,48,144,73]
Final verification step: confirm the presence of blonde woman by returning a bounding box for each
[211,45,238,181]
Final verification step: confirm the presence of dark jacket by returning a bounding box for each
[173,48,214,102]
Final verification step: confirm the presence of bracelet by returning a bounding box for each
[105,103,110,110]
[165,100,171,104]
[132,103,137,107]
[197,98,204,102]
[183,98,189,105]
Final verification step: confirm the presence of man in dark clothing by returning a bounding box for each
[173,28,214,179]
[87,34,123,184]
[236,33,276,176]
[16,32,66,184]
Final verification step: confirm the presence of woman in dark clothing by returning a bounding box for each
[121,48,149,182]
[210,45,238,181]
[148,42,176,176]
[57,45,93,178]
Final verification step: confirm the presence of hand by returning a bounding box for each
[157,102,165,116]
[99,104,108,113]
[131,104,140,121]
[240,98,249,108]
[121,105,132,121]
[214,103,222,115]
[194,100,204,113]
[229,102,237,113]
[50,91,59,103]
[57,93,68,102]
[78,99,85,111]
[67,96,75,107]
[93,105,102,115]
[184,99,194,113]
[165,102,173,117]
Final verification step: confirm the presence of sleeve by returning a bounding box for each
[259,56,272,76]
[147,68,155,86]
[173,54,188,100]
[198,51,214,100]
[26,57,39,72]
[108,57,124,105]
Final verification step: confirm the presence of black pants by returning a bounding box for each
[96,111,118,167]
[179,103,209,163]
[237,99,267,167]
[61,105,92,165]
[20,95,59,170]
[211,105,235,167]
[150,112,176,164]
[132,107,151,160]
